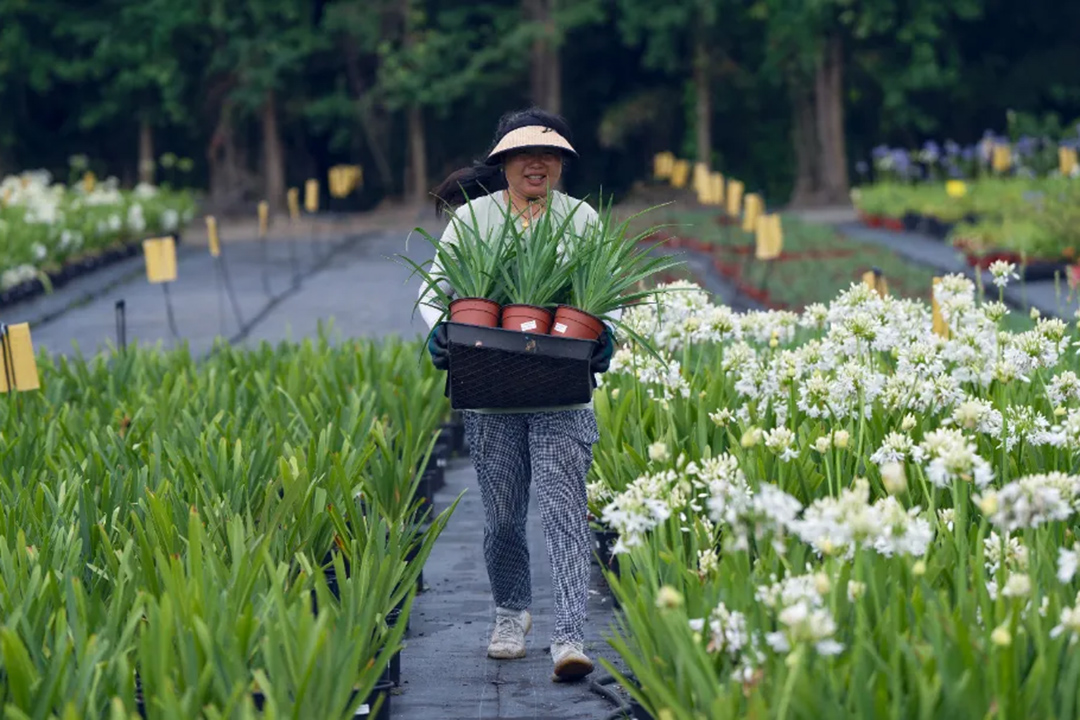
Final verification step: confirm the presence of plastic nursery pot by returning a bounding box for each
[883,217,904,232]
[448,297,501,327]
[500,304,554,334]
[551,305,605,341]
[359,680,394,720]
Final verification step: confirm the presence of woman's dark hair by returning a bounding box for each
[431,107,574,216]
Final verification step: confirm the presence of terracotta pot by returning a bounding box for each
[551,305,606,341]
[883,217,904,232]
[866,215,884,228]
[500,304,553,334]
[449,297,501,327]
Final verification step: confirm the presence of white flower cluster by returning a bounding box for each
[606,346,690,400]
[600,469,681,553]
[619,281,739,352]
[756,571,844,656]
[790,479,933,558]
[689,601,749,658]
[980,473,1080,531]
[1051,591,1080,644]
[913,428,994,488]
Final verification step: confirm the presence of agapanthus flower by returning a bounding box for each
[987,473,1080,531]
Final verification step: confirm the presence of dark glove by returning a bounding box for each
[427,323,450,370]
[590,328,615,374]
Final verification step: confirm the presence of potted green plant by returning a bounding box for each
[399,201,512,328]
[553,201,685,341]
[496,198,587,334]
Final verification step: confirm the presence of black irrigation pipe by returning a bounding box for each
[589,673,634,720]
[199,231,370,362]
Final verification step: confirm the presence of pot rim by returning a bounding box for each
[502,303,554,315]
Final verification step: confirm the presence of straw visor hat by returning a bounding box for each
[485,125,578,164]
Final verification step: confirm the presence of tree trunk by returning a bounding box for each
[341,35,394,195]
[789,82,822,207]
[206,100,257,211]
[262,90,286,214]
[544,0,560,114]
[138,119,155,185]
[693,35,712,166]
[526,0,560,112]
[406,104,428,203]
[814,35,849,204]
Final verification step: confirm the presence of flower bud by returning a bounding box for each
[648,441,670,463]
[741,428,763,448]
[656,585,684,610]
[832,430,850,449]
[901,414,916,431]
[814,572,831,595]
[912,560,927,577]
[881,462,907,495]
[976,491,999,517]
[991,624,1012,647]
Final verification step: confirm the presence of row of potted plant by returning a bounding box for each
[587,274,1080,718]
[401,194,684,342]
[0,169,198,306]
[852,176,1080,272]
[0,332,454,717]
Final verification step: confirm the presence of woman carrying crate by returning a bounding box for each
[418,107,614,682]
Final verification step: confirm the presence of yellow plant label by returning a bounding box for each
[992,145,1012,173]
[755,215,783,260]
[932,277,949,338]
[945,180,967,198]
[143,236,178,284]
[258,201,269,237]
[653,152,675,179]
[863,270,888,298]
[693,162,709,194]
[0,187,10,208]
[670,160,690,189]
[726,180,744,217]
[742,193,763,232]
[305,179,319,213]
[1061,147,1078,176]
[205,216,220,257]
[287,188,300,221]
[0,323,40,392]
[710,173,725,205]
[83,172,96,194]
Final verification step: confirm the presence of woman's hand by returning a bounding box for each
[590,328,615,374]
[427,323,450,370]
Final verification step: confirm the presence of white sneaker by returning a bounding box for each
[487,608,532,659]
[550,641,594,682]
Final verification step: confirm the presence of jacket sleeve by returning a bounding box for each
[417,213,461,330]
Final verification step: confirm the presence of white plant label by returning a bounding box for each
[520,320,538,331]
[553,322,568,334]
[355,704,370,716]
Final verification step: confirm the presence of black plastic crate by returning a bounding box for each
[446,322,596,410]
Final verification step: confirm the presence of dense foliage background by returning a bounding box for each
[2,0,1079,213]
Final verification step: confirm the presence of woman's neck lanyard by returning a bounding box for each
[505,190,546,229]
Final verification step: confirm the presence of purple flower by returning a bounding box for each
[872,145,890,160]
[946,164,964,179]
[1016,135,1037,157]
[961,146,976,161]
[856,161,869,175]
[945,140,961,156]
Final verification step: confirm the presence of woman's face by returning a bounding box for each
[503,148,563,199]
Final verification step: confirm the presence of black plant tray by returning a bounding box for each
[446,322,596,410]
[0,232,183,310]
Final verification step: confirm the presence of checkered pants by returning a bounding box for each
[464,409,599,645]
